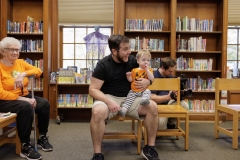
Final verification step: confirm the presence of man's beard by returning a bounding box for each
[116,51,126,63]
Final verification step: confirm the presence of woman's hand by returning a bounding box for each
[17,96,37,108]
[14,72,27,89]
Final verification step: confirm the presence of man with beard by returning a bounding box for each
[89,34,160,160]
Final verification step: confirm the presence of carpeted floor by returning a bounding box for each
[0,120,240,160]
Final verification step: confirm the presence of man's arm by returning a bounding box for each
[150,91,172,104]
[89,77,120,113]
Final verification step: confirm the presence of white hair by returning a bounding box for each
[0,37,21,49]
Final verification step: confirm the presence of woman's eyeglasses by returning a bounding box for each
[4,48,21,53]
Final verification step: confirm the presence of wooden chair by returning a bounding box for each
[0,113,21,155]
[103,115,142,154]
[145,78,189,151]
[215,78,240,149]
[0,113,39,155]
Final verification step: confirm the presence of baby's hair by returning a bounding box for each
[136,49,151,59]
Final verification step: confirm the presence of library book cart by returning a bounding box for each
[114,0,228,121]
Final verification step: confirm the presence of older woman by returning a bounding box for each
[0,37,52,160]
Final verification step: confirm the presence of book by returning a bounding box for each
[27,16,34,33]
[0,112,13,118]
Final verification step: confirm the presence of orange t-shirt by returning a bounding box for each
[0,59,42,100]
[131,67,153,92]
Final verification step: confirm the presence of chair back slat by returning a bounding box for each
[148,78,181,105]
[215,78,240,91]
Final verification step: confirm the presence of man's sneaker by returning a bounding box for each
[20,143,42,160]
[91,153,104,160]
[37,135,53,151]
[142,145,160,160]
[167,119,176,129]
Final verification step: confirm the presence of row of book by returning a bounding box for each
[176,35,207,52]
[130,37,164,52]
[7,16,43,33]
[27,77,43,91]
[187,99,215,112]
[57,68,93,84]
[57,94,94,108]
[25,58,44,71]
[176,56,213,71]
[151,58,161,70]
[19,39,43,52]
[125,19,164,31]
[183,78,215,91]
[176,16,213,32]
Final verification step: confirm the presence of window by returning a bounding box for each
[60,26,112,73]
[227,26,240,69]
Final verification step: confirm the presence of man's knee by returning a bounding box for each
[180,100,189,110]
[91,105,108,122]
[149,100,158,116]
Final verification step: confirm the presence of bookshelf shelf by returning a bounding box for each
[176,51,221,54]
[7,33,43,36]
[125,31,171,33]
[176,31,222,34]
[55,83,92,122]
[176,70,221,73]
[114,0,227,121]
[20,52,43,54]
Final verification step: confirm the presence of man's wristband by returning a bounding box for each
[149,80,152,85]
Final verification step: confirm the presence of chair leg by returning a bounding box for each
[131,120,135,143]
[15,129,21,155]
[185,113,189,151]
[137,120,142,154]
[232,111,238,149]
[215,110,220,139]
[144,121,147,145]
[176,117,180,140]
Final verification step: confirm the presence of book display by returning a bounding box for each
[0,0,52,99]
[114,0,228,120]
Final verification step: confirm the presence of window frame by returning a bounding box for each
[59,26,113,71]
[227,26,240,69]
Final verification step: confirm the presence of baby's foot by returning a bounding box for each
[140,99,150,105]
[119,108,128,117]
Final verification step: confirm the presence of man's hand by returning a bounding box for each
[169,90,177,100]
[134,78,149,90]
[106,98,121,113]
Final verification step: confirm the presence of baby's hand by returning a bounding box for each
[144,65,149,70]
[126,72,132,76]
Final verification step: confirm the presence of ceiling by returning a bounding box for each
[58,0,240,26]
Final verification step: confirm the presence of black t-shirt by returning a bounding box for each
[152,69,174,104]
[92,54,138,97]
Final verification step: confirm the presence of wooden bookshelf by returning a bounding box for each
[0,0,54,99]
[55,83,92,123]
[114,0,228,121]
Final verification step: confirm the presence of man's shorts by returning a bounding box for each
[92,94,143,120]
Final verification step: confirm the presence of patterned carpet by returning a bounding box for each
[1,120,240,160]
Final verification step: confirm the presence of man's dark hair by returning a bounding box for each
[160,57,176,70]
[108,34,129,53]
